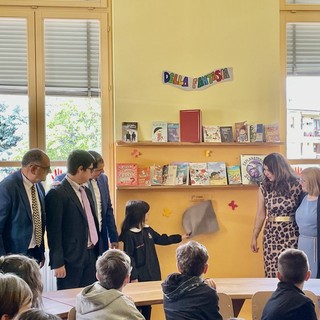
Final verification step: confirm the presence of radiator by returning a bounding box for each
[40,250,57,292]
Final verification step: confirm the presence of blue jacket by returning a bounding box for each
[0,170,45,258]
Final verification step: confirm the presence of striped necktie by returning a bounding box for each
[31,185,42,246]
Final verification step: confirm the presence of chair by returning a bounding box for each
[67,307,76,320]
[251,291,272,320]
[217,292,234,319]
[252,290,319,320]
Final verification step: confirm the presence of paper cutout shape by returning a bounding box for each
[182,200,219,237]
[162,207,172,218]
[228,200,238,210]
[205,150,212,157]
[131,149,141,158]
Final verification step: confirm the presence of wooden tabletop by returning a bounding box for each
[43,277,320,317]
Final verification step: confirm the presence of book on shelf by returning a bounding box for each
[150,164,163,185]
[207,162,227,185]
[264,123,280,143]
[138,167,151,186]
[227,165,242,184]
[235,121,250,143]
[240,155,265,185]
[203,125,221,142]
[162,164,178,185]
[189,162,209,185]
[152,122,168,142]
[167,123,180,142]
[171,162,190,185]
[116,163,138,186]
[122,122,138,143]
[250,124,264,142]
[179,109,202,143]
[220,126,234,142]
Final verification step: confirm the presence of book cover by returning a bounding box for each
[189,162,209,185]
[150,164,163,185]
[240,155,265,185]
[250,124,264,142]
[122,122,138,143]
[116,163,138,186]
[152,122,168,142]
[171,162,190,185]
[179,109,202,143]
[265,123,280,143]
[162,164,177,185]
[138,167,151,186]
[203,125,221,142]
[220,126,234,142]
[207,162,227,185]
[227,165,242,184]
[167,123,180,142]
[235,121,250,143]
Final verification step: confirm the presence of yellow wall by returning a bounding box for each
[113,1,280,318]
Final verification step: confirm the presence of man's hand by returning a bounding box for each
[54,265,66,278]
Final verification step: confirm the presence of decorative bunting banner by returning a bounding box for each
[162,67,233,91]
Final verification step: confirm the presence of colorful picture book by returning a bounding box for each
[122,122,138,143]
[116,163,138,186]
[207,162,227,185]
[180,109,202,143]
[203,125,221,142]
[167,123,180,142]
[240,155,265,185]
[235,121,250,143]
[162,164,178,185]
[227,165,242,184]
[265,123,280,143]
[138,167,151,186]
[250,124,264,142]
[172,162,190,185]
[150,164,163,185]
[220,126,234,142]
[152,122,168,142]
[189,162,209,185]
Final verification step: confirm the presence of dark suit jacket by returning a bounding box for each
[54,173,118,254]
[0,170,45,258]
[97,174,118,253]
[45,178,100,269]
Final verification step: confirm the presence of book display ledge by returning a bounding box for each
[115,141,284,190]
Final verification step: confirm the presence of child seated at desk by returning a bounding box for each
[76,249,145,320]
[161,240,222,320]
[262,248,317,320]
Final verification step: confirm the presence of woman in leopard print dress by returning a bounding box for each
[251,153,303,277]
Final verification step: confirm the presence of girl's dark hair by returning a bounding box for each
[262,153,298,195]
[119,200,150,240]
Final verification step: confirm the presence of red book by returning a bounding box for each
[116,163,138,186]
[179,109,202,143]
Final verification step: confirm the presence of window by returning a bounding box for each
[281,7,320,163]
[0,5,113,184]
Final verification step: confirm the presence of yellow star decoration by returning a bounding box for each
[162,207,172,218]
[205,150,212,157]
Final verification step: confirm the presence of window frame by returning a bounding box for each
[0,3,115,189]
[280,3,320,164]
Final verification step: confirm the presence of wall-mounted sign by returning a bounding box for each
[162,67,233,91]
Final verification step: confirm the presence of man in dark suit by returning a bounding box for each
[53,150,118,255]
[46,150,100,290]
[0,149,51,266]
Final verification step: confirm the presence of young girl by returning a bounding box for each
[119,200,184,320]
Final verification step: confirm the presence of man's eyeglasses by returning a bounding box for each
[87,166,94,173]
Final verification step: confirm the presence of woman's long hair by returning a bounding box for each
[262,153,298,195]
[119,200,150,240]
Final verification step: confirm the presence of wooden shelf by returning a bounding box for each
[116,141,284,147]
[117,184,259,190]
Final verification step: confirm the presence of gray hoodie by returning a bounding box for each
[76,282,145,320]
